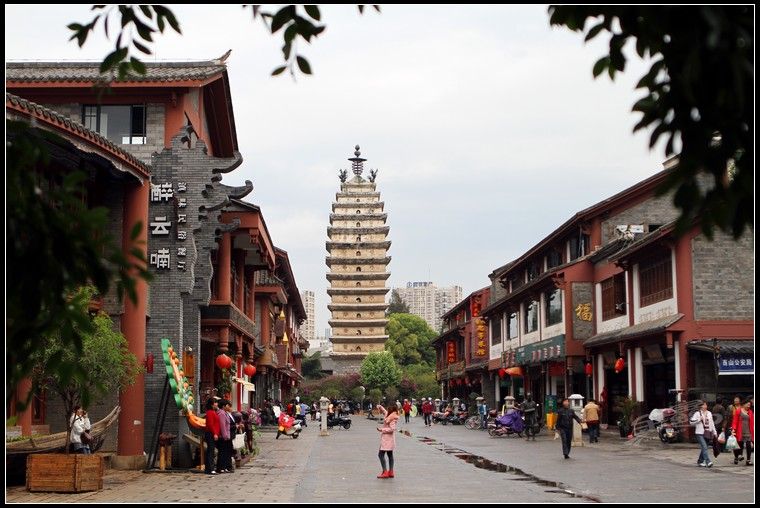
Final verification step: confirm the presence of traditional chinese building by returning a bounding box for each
[481,163,753,423]
[432,287,490,402]
[6,56,307,468]
[326,146,392,373]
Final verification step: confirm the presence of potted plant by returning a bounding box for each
[614,396,639,438]
[28,288,141,492]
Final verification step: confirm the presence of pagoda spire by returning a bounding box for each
[349,145,366,177]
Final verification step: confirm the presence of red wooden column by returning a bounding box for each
[16,378,33,436]
[118,180,148,457]
[235,250,245,309]
[218,233,232,303]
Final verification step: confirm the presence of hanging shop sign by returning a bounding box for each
[149,180,188,271]
[515,335,565,365]
[718,354,754,376]
[475,318,487,357]
[446,341,456,365]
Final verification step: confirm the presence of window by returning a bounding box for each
[356,282,361,287]
[524,300,539,334]
[569,233,590,261]
[545,288,562,326]
[356,267,361,272]
[356,210,361,214]
[82,105,146,144]
[508,312,518,339]
[356,330,362,335]
[547,248,563,269]
[491,315,502,346]
[356,235,362,242]
[356,222,361,227]
[601,273,627,320]
[356,313,362,318]
[356,251,361,256]
[527,261,541,281]
[356,297,362,303]
[510,273,525,292]
[639,251,673,307]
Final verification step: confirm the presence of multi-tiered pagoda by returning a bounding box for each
[326,146,391,373]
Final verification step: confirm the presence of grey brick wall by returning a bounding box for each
[489,276,507,304]
[601,193,678,245]
[43,390,120,453]
[144,128,250,466]
[692,230,753,320]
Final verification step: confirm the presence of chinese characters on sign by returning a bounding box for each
[718,354,753,375]
[446,341,456,365]
[149,181,188,271]
[575,303,593,322]
[475,318,487,356]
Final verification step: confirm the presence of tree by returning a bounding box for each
[368,388,383,405]
[31,296,141,441]
[7,123,150,409]
[384,386,399,401]
[385,313,437,367]
[301,351,324,380]
[549,6,753,239]
[360,352,401,393]
[387,289,411,315]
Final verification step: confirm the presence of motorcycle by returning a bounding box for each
[650,407,678,443]
[277,413,302,439]
[327,413,352,430]
[488,409,525,437]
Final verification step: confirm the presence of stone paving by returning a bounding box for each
[5,415,754,503]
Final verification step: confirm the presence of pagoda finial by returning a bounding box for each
[349,144,366,177]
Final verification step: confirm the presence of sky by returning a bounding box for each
[6,5,669,336]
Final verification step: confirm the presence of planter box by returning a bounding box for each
[27,454,104,493]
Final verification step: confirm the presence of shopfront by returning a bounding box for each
[687,339,754,404]
[514,335,566,407]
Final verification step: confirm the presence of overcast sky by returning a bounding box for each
[6,5,668,336]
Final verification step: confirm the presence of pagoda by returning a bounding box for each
[326,146,391,373]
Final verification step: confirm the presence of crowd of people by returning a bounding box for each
[692,395,754,468]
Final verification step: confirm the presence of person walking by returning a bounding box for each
[402,399,411,424]
[689,400,717,468]
[376,404,399,479]
[583,399,601,443]
[204,398,220,475]
[422,398,433,427]
[522,394,538,441]
[730,399,754,466]
[311,402,318,421]
[556,398,582,459]
[70,407,92,454]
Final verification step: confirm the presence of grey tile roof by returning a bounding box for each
[687,339,754,355]
[6,60,226,83]
[583,313,684,348]
[6,92,150,176]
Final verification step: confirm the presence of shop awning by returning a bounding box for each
[687,339,754,376]
[583,314,683,348]
[233,377,255,391]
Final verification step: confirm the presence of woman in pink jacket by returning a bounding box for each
[376,404,399,479]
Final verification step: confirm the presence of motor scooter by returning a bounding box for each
[488,409,524,437]
[277,413,302,439]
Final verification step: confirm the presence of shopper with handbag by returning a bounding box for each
[730,398,754,466]
[689,400,717,468]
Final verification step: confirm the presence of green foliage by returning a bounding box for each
[401,365,438,400]
[68,5,181,80]
[349,386,365,402]
[385,313,437,367]
[31,301,142,428]
[69,5,380,80]
[301,351,324,380]
[216,368,233,398]
[549,6,753,239]
[613,395,640,427]
[387,289,410,315]
[360,352,401,392]
[7,122,151,409]
[385,386,399,401]
[368,388,383,405]
[299,372,361,403]
[6,416,19,427]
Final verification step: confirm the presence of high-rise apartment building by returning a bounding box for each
[395,282,463,331]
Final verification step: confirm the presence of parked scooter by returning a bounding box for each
[277,413,302,439]
[649,408,678,443]
[327,413,352,430]
[488,409,525,437]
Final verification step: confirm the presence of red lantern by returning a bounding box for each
[585,362,593,377]
[456,378,463,386]
[498,368,507,379]
[614,357,625,374]
[244,364,256,377]
[216,353,232,370]
[449,379,455,387]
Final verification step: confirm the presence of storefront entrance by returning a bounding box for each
[643,362,675,412]
[605,366,629,425]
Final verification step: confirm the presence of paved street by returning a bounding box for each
[6,415,754,503]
